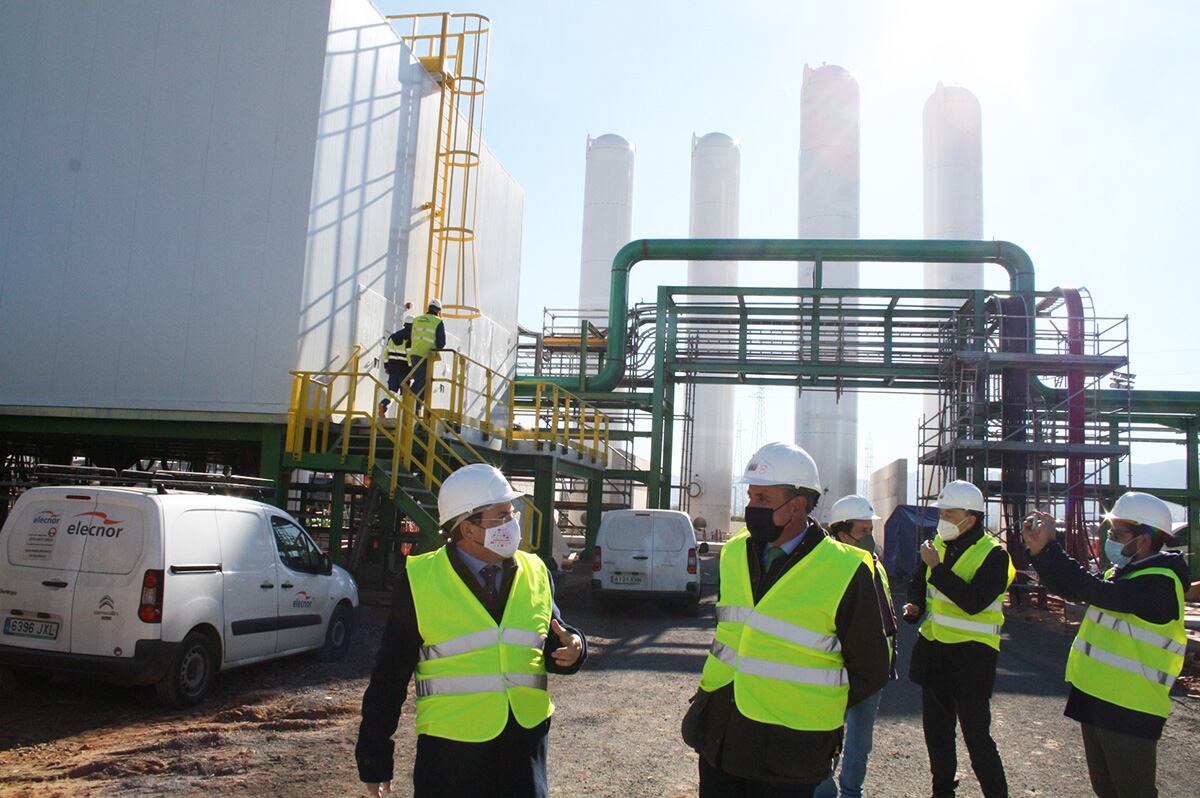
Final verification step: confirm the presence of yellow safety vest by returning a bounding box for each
[919,533,1015,651]
[874,552,897,664]
[699,530,873,731]
[1065,566,1186,719]
[409,313,441,359]
[407,547,554,742]
[384,335,408,363]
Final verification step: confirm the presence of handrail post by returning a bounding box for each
[533,383,543,449]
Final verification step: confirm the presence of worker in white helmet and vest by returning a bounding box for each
[355,463,586,797]
[1022,491,1189,798]
[682,442,889,797]
[407,299,447,410]
[378,312,415,418]
[815,495,896,798]
[902,480,1014,798]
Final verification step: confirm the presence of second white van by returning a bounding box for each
[590,509,701,614]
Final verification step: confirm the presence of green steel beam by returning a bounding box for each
[520,238,1036,393]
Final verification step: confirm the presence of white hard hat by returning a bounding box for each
[935,480,986,512]
[437,463,522,526]
[828,495,880,526]
[403,313,415,324]
[740,442,821,493]
[1105,491,1173,535]
[429,298,443,311]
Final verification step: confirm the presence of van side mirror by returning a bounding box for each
[698,542,710,554]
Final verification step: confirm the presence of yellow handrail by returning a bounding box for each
[284,352,548,553]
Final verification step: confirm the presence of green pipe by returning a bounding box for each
[520,238,1036,394]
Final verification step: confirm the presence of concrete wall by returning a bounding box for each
[0,0,524,420]
[0,0,330,416]
[869,458,907,562]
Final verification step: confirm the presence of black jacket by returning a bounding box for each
[1030,541,1190,740]
[683,520,891,784]
[355,543,587,783]
[905,527,1012,698]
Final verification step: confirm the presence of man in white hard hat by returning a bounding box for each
[815,495,896,798]
[682,442,889,797]
[378,311,415,418]
[902,480,1014,798]
[355,463,586,797]
[408,298,447,409]
[1023,491,1189,798]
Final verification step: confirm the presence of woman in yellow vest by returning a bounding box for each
[1023,492,1189,798]
[682,442,890,797]
[902,480,1014,798]
[355,463,586,797]
[815,495,897,798]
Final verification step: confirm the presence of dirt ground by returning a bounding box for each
[1,555,1198,797]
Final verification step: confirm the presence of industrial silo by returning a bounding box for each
[796,64,860,516]
[922,83,983,492]
[688,132,741,538]
[577,134,635,327]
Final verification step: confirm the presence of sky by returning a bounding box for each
[380,0,1200,488]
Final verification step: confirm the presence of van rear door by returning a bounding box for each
[602,512,653,592]
[70,492,155,657]
[1,491,95,653]
[651,514,689,593]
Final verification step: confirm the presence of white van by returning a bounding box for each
[590,509,701,613]
[0,487,359,706]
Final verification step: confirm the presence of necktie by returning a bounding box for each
[765,545,786,572]
[480,564,501,601]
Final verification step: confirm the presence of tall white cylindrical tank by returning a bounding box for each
[688,132,740,538]
[795,64,860,518]
[922,83,983,494]
[578,134,635,327]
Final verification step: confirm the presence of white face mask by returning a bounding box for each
[936,518,964,541]
[482,517,522,559]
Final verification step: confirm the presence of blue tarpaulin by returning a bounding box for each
[883,504,940,582]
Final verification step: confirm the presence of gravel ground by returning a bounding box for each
[1,553,1197,797]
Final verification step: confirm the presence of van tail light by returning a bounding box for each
[592,546,602,572]
[138,569,164,623]
[687,548,698,575]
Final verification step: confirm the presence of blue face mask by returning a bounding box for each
[1104,538,1132,568]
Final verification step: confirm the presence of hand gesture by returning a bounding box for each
[919,539,940,568]
[550,618,583,668]
[1022,509,1057,555]
[902,603,921,622]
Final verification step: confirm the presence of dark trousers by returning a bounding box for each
[1080,722,1159,798]
[381,364,407,408]
[921,684,1007,798]
[699,755,817,798]
[412,718,550,798]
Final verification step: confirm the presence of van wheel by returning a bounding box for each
[681,596,700,617]
[318,604,354,662]
[156,631,217,708]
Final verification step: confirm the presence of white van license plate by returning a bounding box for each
[611,573,643,585]
[3,617,60,640]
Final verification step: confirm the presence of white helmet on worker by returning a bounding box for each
[828,495,880,526]
[429,298,443,312]
[1105,491,1173,535]
[935,480,986,512]
[740,442,821,493]
[437,463,523,527]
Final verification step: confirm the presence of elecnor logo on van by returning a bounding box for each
[292,591,314,609]
[67,511,125,539]
[32,511,61,525]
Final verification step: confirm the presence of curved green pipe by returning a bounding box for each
[521,238,1036,394]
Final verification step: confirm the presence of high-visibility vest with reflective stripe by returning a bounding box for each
[919,533,1015,651]
[409,313,441,359]
[384,335,408,363]
[407,546,553,742]
[875,553,897,664]
[699,530,873,731]
[1065,566,1186,719]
